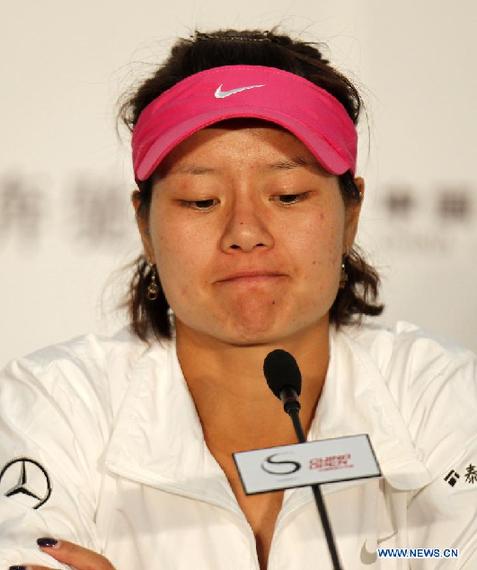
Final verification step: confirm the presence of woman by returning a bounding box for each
[1,29,476,570]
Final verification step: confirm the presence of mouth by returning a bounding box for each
[215,271,287,284]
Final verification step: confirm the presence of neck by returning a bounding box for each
[175,320,331,455]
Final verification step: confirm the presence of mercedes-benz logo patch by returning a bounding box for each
[0,457,51,509]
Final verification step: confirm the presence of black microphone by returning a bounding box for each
[263,349,343,570]
[263,349,302,416]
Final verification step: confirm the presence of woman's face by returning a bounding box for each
[137,122,362,346]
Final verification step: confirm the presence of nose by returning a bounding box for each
[219,194,274,253]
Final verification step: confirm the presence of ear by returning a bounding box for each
[343,176,364,253]
[132,190,155,263]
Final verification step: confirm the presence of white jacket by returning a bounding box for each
[0,322,476,569]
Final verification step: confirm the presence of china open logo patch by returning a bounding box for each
[0,457,51,509]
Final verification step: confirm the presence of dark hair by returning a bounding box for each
[119,28,383,342]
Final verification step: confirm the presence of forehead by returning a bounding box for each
[155,118,328,177]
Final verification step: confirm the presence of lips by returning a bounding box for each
[215,270,286,283]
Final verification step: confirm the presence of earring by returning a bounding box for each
[146,263,160,301]
[339,256,348,289]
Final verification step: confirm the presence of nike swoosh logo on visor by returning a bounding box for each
[214,83,265,99]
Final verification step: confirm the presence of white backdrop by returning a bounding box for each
[1,0,476,366]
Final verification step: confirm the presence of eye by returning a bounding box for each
[273,192,310,205]
[180,198,219,210]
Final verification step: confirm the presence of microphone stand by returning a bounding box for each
[280,387,343,570]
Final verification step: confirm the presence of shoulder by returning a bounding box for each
[342,321,477,475]
[0,328,151,421]
[344,320,476,393]
[342,320,476,390]
[11,326,148,372]
[0,328,165,487]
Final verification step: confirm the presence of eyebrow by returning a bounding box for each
[173,165,216,175]
[268,156,320,171]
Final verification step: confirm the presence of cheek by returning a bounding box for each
[299,209,345,272]
[150,217,211,303]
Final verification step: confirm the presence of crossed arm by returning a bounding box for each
[9,539,114,570]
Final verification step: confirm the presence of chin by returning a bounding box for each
[209,318,318,348]
[222,332,281,348]
[175,306,329,347]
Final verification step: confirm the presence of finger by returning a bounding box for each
[8,566,58,570]
[36,537,115,570]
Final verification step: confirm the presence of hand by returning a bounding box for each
[9,537,116,570]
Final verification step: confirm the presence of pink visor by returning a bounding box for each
[132,65,357,181]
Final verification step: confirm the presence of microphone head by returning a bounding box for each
[263,349,302,399]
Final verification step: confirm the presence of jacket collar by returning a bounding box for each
[310,326,431,491]
[104,326,431,510]
[104,337,241,512]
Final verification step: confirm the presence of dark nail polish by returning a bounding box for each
[9,566,28,570]
[37,537,58,547]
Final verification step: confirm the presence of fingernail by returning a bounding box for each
[37,537,60,548]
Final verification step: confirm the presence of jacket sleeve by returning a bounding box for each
[0,346,110,569]
[399,333,477,568]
